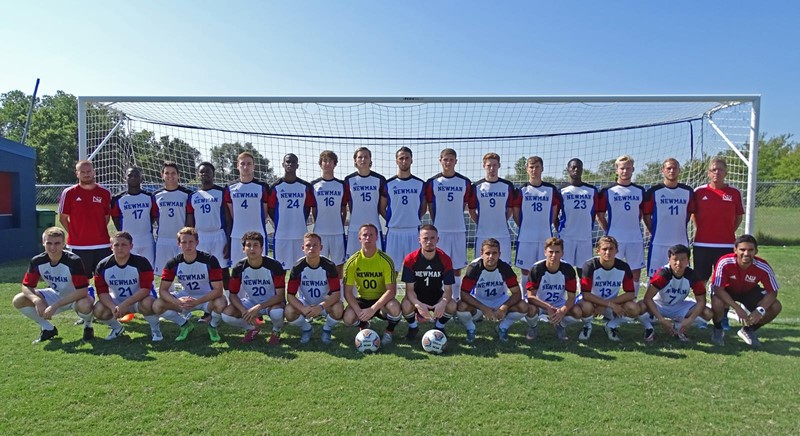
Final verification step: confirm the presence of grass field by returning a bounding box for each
[754,207,800,245]
[0,247,798,434]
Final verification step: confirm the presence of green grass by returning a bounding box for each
[754,207,800,245]
[1,248,799,434]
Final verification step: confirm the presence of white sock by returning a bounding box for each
[562,316,580,326]
[19,306,54,330]
[453,276,462,301]
[221,313,250,330]
[456,311,476,331]
[102,318,124,330]
[290,316,312,331]
[143,315,160,333]
[639,313,654,329]
[499,311,525,330]
[269,308,285,332]
[77,311,93,327]
[210,311,222,328]
[162,310,188,326]
[324,314,339,330]
[524,315,539,327]
[520,274,529,296]
[607,316,624,329]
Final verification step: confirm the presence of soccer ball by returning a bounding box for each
[354,329,381,353]
[421,329,447,354]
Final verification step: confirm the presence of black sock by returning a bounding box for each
[713,318,723,330]
[404,314,416,324]
[387,319,399,332]
[436,314,452,326]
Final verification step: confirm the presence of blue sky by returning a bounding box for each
[2,0,797,137]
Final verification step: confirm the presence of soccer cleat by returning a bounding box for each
[644,328,655,342]
[465,329,476,343]
[119,313,135,323]
[711,328,725,346]
[73,318,85,326]
[242,328,260,343]
[676,332,690,342]
[268,332,281,346]
[737,328,761,348]
[525,325,539,341]
[321,328,333,344]
[82,326,95,341]
[604,324,621,342]
[104,326,125,341]
[405,326,419,340]
[198,312,212,324]
[555,323,568,341]
[578,324,592,341]
[497,327,510,342]
[151,330,163,342]
[33,326,59,344]
[300,328,313,344]
[381,331,393,345]
[208,326,221,342]
[175,321,195,342]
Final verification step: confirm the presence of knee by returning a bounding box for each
[457,301,469,312]
[330,302,344,319]
[75,297,93,314]
[400,298,413,314]
[623,302,640,317]
[446,299,457,314]
[701,307,713,320]
[385,299,400,316]
[140,297,155,315]
[769,300,782,316]
[284,305,299,321]
[12,293,29,309]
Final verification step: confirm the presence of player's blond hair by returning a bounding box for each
[661,157,680,169]
[544,237,563,250]
[527,156,543,167]
[596,235,619,251]
[615,155,634,167]
[482,152,500,164]
[237,151,255,163]
[303,232,322,244]
[176,226,199,242]
[75,160,93,171]
[41,227,65,242]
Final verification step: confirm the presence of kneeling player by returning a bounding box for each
[577,236,640,342]
[286,233,344,344]
[524,237,582,341]
[401,225,457,340]
[637,244,711,342]
[93,232,162,341]
[152,227,227,342]
[457,238,527,343]
[222,231,287,345]
[13,227,95,343]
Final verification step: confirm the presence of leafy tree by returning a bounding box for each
[209,141,275,184]
[506,156,527,184]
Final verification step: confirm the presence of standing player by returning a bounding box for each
[225,152,270,256]
[692,157,744,281]
[342,224,402,344]
[513,156,562,292]
[523,237,581,341]
[268,153,315,269]
[310,150,348,274]
[12,227,95,343]
[285,233,344,344]
[58,159,112,279]
[343,147,387,257]
[576,236,640,342]
[637,244,711,342]
[596,155,646,290]
[222,232,287,345]
[93,232,163,341]
[383,147,426,271]
[111,166,157,267]
[400,225,457,340]
[187,162,231,275]
[468,153,516,264]
[153,162,192,275]
[152,227,227,342]
[710,235,782,348]
[457,238,527,342]
[643,158,696,278]
[558,158,599,274]
[425,148,473,293]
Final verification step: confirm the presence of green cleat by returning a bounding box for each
[175,321,195,342]
[208,326,221,342]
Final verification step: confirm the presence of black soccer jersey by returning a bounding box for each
[401,248,456,302]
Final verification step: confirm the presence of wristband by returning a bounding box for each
[755,306,766,316]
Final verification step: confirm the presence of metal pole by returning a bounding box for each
[20,78,40,145]
[78,96,87,160]
[745,97,761,234]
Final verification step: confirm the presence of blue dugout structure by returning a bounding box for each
[0,136,38,262]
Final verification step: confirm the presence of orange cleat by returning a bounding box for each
[119,313,135,323]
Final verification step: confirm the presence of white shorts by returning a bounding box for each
[616,241,645,271]
[319,234,346,265]
[198,229,230,268]
[475,234,511,264]
[273,238,303,270]
[515,241,545,271]
[239,297,275,315]
[154,241,180,276]
[647,243,673,277]
[438,231,467,270]
[563,238,593,267]
[346,229,384,258]
[385,228,419,272]
[130,234,155,267]
[651,300,696,320]
[171,291,212,313]
[107,288,157,309]
[37,288,80,314]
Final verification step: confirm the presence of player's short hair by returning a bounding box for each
[197,161,215,172]
[237,151,255,163]
[708,156,728,170]
[241,231,264,247]
[596,235,618,250]
[396,146,413,158]
[662,157,680,169]
[615,155,634,167]
[162,161,179,173]
[176,226,198,242]
[303,232,322,244]
[544,237,563,250]
[319,150,338,165]
[734,234,758,250]
[111,231,133,244]
[41,227,65,242]
[358,223,379,236]
[667,244,690,259]
[75,160,93,171]
[480,238,501,252]
[527,156,543,167]
[419,224,438,234]
[353,147,372,160]
[440,148,457,159]
[482,152,500,164]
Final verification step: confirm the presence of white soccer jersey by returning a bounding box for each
[269,178,315,240]
[287,256,341,306]
[110,191,157,240]
[229,256,286,305]
[461,258,519,309]
[643,183,695,247]
[187,186,226,233]
[516,182,562,243]
[558,183,598,240]
[527,260,577,307]
[470,178,515,239]
[580,258,635,300]
[161,252,223,298]
[311,177,347,235]
[424,172,472,233]
[384,175,425,229]
[153,187,191,242]
[224,180,269,240]
[344,171,386,231]
[599,183,645,243]
[94,254,154,303]
[650,265,706,306]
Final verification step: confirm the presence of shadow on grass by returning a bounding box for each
[690,324,800,357]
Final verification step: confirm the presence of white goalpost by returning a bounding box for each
[77,95,761,241]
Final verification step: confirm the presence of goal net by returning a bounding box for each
[78,95,760,244]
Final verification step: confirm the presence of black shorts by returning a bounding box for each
[728,286,767,311]
[71,247,112,278]
[415,290,445,307]
[693,246,732,281]
[356,298,386,320]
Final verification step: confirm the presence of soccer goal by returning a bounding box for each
[77,95,761,239]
